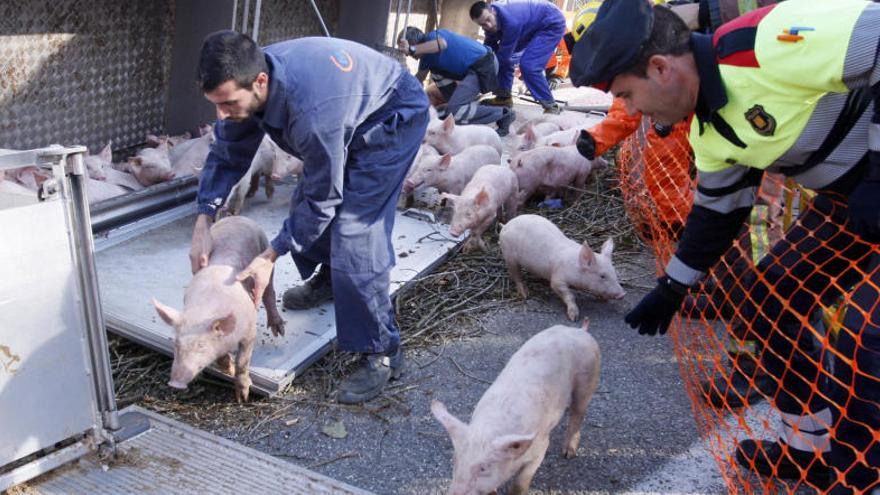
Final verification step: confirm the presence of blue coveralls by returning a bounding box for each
[418,29,505,125]
[197,37,429,355]
[483,0,565,103]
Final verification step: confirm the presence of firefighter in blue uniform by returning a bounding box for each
[570,0,880,492]
[191,31,429,405]
[469,0,566,114]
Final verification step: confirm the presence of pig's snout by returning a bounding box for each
[614,290,627,300]
[448,227,463,237]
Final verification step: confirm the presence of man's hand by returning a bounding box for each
[624,276,688,336]
[236,247,278,308]
[576,130,597,160]
[189,214,213,274]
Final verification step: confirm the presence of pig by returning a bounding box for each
[83,142,113,181]
[86,177,127,204]
[169,131,214,178]
[514,112,596,134]
[222,136,302,216]
[500,214,625,320]
[442,164,518,253]
[9,166,51,191]
[509,122,562,157]
[403,145,501,196]
[509,145,602,206]
[424,115,503,156]
[146,131,192,149]
[152,216,285,403]
[536,128,578,148]
[432,319,601,495]
[128,141,175,186]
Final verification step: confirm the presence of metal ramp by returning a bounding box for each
[15,406,372,495]
[94,179,460,395]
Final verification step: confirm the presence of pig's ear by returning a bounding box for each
[152,298,181,327]
[182,131,192,139]
[211,312,237,335]
[581,317,591,332]
[145,134,160,146]
[475,187,489,207]
[601,237,614,257]
[525,124,536,142]
[99,142,113,162]
[440,192,459,204]
[493,433,536,460]
[439,154,453,169]
[579,242,596,267]
[431,400,467,445]
[128,156,143,167]
[442,115,455,133]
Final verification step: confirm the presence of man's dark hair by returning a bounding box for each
[398,26,426,46]
[469,1,489,20]
[198,30,268,92]
[622,6,691,78]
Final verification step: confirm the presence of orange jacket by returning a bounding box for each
[588,97,694,230]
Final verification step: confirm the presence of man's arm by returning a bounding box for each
[269,106,348,257]
[196,118,265,218]
[494,23,523,94]
[412,35,447,56]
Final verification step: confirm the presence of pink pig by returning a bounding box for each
[403,145,500,196]
[152,216,285,403]
[509,145,602,206]
[424,115,503,155]
[442,164,519,253]
[500,214,625,320]
[432,319,601,495]
[129,141,175,186]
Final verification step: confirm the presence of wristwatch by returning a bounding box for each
[408,45,416,56]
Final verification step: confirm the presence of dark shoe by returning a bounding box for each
[541,101,562,114]
[336,347,405,404]
[736,439,831,488]
[282,266,333,310]
[496,108,516,137]
[701,358,776,409]
[482,96,514,108]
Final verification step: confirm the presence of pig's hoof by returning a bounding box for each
[270,320,286,337]
[563,446,578,459]
[567,306,579,321]
[235,383,251,403]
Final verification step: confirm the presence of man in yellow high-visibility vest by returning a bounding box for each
[570,1,880,492]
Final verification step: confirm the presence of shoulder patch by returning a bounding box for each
[745,104,776,136]
[330,49,353,72]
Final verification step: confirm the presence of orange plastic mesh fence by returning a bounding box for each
[616,126,880,493]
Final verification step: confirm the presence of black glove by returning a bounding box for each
[848,154,880,241]
[624,276,688,336]
[576,130,597,160]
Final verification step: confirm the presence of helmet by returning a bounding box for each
[563,1,603,53]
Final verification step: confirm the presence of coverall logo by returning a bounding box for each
[745,104,776,136]
[330,49,354,72]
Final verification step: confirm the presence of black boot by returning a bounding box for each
[282,265,333,310]
[496,108,516,137]
[701,352,777,409]
[736,439,831,488]
[336,347,405,404]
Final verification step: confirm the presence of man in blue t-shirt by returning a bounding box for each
[398,26,516,136]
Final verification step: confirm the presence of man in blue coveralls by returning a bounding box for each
[398,26,516,135]
[469,0,566,114]
[189,31,429,404]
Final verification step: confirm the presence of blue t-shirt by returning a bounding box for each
[418,29,491,79]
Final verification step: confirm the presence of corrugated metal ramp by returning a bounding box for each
[18,406,372,495]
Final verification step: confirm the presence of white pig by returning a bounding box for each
[509,122,562,157]
[86,178,127,204]
[536,128,578,148]
[403,145,500,196]
[129,141,175,186]
[169,131,214,178]
[432,319,601,495]
[509,145,601,206]
[500,214,625,320]
[84,142,144,191]
[152,216,285,403]
[222,136,302,216]
[442,164,518,253]
[515,113,596,134]
[146,131,192,149]
[83,142,113,181]
[424,115,503,155]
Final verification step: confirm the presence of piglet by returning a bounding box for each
[500,214,625,320]
[223,136,302,216]
[152,216,285,402]
[403,145,500,196]
[83,142,113,181]
[169,130,214,178]
[509,145,600,206]
[129,141,175,186]
[509,122,561,157]
[424,115,503,155]
[146,131,192,149]
[515,112,595,134]
[442,164,518,253]
[432,319,601,495]
[536,128,578,148]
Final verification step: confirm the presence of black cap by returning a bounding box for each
[569,0,654,91]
